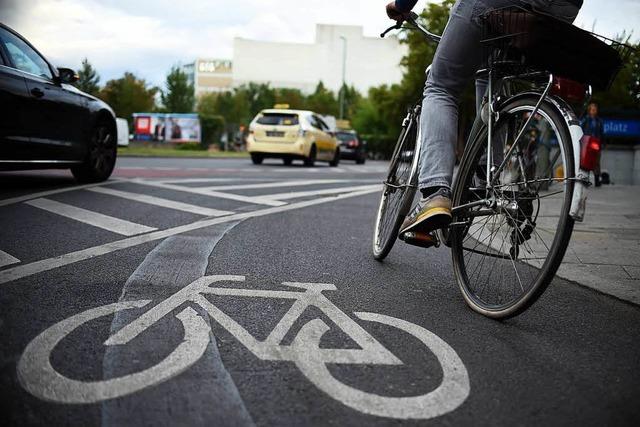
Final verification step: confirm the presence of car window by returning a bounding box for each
[257,113,299,126]
[316,117,329,131]
[0,28,52,79]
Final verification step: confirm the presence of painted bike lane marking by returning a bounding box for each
[0,250,20,268]
[18,275,470,420]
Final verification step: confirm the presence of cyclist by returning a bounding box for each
[386,0,582,238]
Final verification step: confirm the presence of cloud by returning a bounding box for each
[2,0,638,87]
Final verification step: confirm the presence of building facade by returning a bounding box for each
[233,24,407,94]
[186,24,407,96]
[182,59,233,97]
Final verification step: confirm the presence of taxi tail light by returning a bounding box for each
[580,135,601,171]
[551,77,588,104]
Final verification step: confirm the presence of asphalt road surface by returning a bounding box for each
[1,157,639,426]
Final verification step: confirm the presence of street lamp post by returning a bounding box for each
[339,36,347,120]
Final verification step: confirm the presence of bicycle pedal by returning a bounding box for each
[399,231,439,249]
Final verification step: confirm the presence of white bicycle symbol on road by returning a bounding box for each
[18,275,469,420]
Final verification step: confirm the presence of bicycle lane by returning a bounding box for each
[202,192,640,425]
[100,222,254,426]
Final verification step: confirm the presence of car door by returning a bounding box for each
[0,36,31,161]
[0,26,87,161]
[313,115,334,160]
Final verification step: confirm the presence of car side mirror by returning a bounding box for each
[57,67,79,84]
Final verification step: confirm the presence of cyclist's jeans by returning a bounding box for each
[418,0,579,191]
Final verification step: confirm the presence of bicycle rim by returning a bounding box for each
[451,97,575,318]
[372,122,418,260]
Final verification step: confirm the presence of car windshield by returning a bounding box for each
[336,132,357,142]
[257,113,299,126]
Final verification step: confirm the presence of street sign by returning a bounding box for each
[603,119,640,138]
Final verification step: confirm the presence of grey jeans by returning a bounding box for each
[418,0,580,191]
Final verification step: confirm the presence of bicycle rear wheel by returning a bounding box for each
[451,96,575,319]
[372,116,419,260]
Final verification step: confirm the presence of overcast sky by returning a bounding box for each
[2,0,639,88]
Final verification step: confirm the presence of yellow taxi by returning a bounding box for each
[247,108,340,167]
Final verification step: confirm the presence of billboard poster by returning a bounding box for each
[133,113,201,144]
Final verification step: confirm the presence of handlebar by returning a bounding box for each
[380,11,442,44]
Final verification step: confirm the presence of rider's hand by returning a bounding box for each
[386,2,405,21]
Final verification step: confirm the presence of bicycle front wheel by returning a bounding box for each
[451,96,576,319]
[372,117,419,260]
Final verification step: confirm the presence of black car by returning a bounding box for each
[336,130,366,164]
[0,23,117,183]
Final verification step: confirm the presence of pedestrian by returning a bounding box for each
[580,102,605,187]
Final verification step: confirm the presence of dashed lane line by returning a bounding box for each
[25,198,157,236]
[0,250,20,268]
[88,187,234,217]
[0,186,379,285]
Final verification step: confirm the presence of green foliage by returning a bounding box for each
[196,93,226,147]
[306,82,339,116]
[98,72,157,120]
[161,66,195,113]
[176,142,207,151]
[75,58,100,96]
[592,35,640,110]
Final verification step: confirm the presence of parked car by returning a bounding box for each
[247,109,340,167]
[0,23,118,183]
[116,118,129,147]
[336,130,366,164]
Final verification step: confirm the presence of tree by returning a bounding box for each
[196,93,226,148]
[593,35,640,111]
[275,88,306,110]
[306,81,339,116]
[161,66,195,113]
[99,72,157,120]
[75,58,100,96]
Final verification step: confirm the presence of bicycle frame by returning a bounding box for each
[107,275,401,365]
[396,13,590,223]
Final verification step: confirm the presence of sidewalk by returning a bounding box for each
[557,185,640,305]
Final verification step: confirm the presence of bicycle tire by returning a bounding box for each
[451,95,575,319]
[372,119,419,260]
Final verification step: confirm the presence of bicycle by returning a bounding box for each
[373,8,633,319]
[18,275,469,420]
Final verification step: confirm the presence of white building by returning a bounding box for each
[182,59,233,97]
[233,24,407,94]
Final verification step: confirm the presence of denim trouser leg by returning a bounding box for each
[418,0,482,190]
[417,0,580,192]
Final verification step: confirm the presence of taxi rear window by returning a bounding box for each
[257,113,299,126]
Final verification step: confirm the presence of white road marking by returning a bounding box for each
[0,180,118,207]
[0,250,20,268]
[157,178,237,184]
[87,187,233,217]
[131,179,286,207]
[263,184,381,201]
[200,179,347,191]
[18,275,469,420]
[25,198,157,236]
[0,187,379,284]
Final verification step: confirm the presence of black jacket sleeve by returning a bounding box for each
[395,0,418,12]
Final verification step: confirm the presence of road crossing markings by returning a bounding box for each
[25,198,157,236]
[200,179,348,191]
[87,187,233,217]
[130,179,287,207]
[0,186,379,285]
[263,184,381,201]
[0,250,20,268]
[0,180,119,207]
